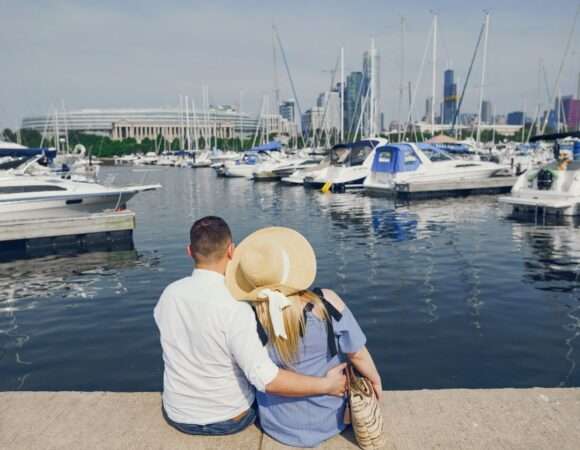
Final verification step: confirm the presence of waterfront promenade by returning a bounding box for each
[2,388,579,449]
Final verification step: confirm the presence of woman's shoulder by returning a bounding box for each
[318,289,346,313]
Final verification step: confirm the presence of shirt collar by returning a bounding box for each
[192,268,225,283]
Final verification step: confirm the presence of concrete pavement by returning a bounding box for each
[1,389,579,449]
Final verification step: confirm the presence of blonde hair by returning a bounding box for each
[253,290,329,367]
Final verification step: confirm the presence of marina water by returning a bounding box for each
[1,166,579,391]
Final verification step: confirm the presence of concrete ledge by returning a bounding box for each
[1,389,580,449]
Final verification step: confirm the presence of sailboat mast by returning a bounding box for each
[340,47,344,142]
[185,95,191,150]
[431,13,437,136]
[476,12,490,145]
[272,27,280,112]
[398,17,406,142]
[369,38,375,137]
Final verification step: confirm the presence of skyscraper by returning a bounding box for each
[316,90,341,131]
[363,47,380,135]
[481,100,492,124]
[443,69,457,124]
[344,71,363,135]
[425,98,433,122]
[279,99,296,123]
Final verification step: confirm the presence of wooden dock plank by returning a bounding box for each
[0,211,135,242]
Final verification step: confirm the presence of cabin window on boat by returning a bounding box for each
[404,150,420,166]
[0,185,67,194]
[378,151,392,163]
[422,148,453,162]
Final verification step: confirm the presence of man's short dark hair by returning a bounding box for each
[189,216,232,262]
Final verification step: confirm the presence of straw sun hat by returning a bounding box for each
[225,227,317,301]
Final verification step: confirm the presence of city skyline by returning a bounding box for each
[1,0,579,130]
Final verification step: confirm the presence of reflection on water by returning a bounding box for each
[1,167,580,391]
[510,221,580,387]
[0,251,159,305]
[0,250,161,390]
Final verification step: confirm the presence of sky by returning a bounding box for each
[1,0,579,129]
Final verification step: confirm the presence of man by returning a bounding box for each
[154,216,347,436]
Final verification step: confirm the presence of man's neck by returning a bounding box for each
[195,262,226,276]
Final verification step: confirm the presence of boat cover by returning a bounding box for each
[251,141,282,152]
[371,144,421,173]
[0,147,57,161]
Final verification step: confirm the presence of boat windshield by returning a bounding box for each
[330,141,375,166]
[421,147,454,162]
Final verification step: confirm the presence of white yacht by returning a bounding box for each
[499,141,580,217]
[0,174,161,220]
[252,154,321,181]
[223,150,282,178]
[363,142,511,194]
[303,139,387,192]
[192,150,212,168]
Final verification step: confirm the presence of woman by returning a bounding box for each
[225,226,382,448]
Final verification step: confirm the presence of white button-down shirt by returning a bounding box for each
[154,269,279,425]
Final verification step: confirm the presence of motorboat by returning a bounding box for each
[363,142,512,195]
[303,139,387,192]
[223,150,282,178]
[499,140,580,217]
[192,150,212,168]
[252,155,322,181]
[0,172,161,220]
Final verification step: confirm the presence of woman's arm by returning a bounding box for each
[348,346,382,400]
[321,289,383,400]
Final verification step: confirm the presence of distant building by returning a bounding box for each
[458,113,477,126]
[315,90,341,131]
[561,96,580,131]
[344,71,363,134]
[481,100,492,124]
[494,114,507,125]
[279,99,296,123]
[363,47,380,134]
[425,98,433,122]
[301,107,325,136]
[442,69,458,124]
[21,107,257,144]
[506,111,525,126]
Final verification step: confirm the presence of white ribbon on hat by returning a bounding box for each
[257,288,292,339]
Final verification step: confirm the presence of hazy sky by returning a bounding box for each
[1,0,579,129]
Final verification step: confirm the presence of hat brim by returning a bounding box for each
[225,227,317,301]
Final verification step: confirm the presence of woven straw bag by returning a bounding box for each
[346,364,385,450]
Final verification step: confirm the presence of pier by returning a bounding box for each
[2,388,579,449]
[0,211,135,261]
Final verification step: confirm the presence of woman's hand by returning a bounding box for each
[370,376,383,401]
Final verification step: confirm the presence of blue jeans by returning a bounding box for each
[162,404,257,436]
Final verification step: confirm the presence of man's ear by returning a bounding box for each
[227,242,235,260]
[186,245,193,258]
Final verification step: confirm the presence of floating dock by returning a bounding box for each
[1,389,579,449]
[0,210,135,261]
[394,176,518,200]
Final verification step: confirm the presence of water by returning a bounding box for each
[1,166,579,391]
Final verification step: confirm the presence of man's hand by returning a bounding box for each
[324,363,347,397]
